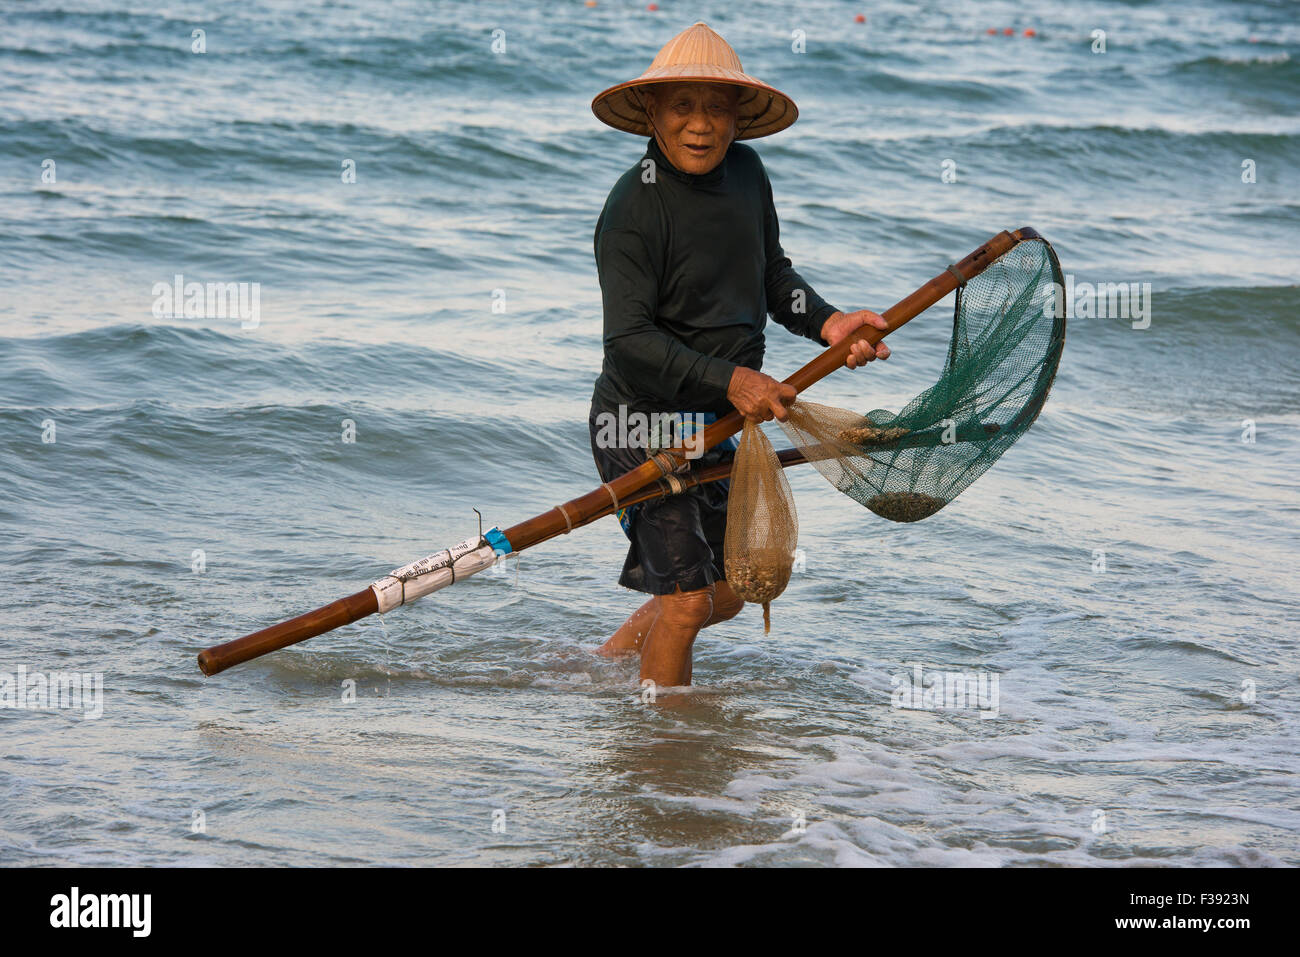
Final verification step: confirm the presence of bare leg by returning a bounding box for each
[640,584,715,688]
[706,579,745,627]
[598,578,745,665]
[680,580,744,684]
[596,595,659,657]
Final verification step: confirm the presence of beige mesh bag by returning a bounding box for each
[724,420,799,632]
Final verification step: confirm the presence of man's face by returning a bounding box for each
[644,82,740,175]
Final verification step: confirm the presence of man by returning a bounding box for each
[588,22,890,688]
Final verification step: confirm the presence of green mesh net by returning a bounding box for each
[777,236,1066,522]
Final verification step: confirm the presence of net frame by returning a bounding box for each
[779,237,1066,522]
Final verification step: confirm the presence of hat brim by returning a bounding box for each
[592,70,798,140]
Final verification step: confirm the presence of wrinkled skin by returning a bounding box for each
[642,81,739,176]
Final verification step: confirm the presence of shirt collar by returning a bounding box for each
[644,136,729,187]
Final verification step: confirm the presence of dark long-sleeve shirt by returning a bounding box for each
[591,136,839,419]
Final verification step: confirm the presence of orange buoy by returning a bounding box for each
[854,14,865,23]
[1003,27,1014,36]
[1024,28,1036,37]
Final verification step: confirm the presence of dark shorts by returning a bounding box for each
[588,406,738,596]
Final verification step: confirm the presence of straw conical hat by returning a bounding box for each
[592,22,798,140]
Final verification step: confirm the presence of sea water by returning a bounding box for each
[1,0,1297,866]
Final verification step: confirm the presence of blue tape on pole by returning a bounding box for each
[484,526,512,555]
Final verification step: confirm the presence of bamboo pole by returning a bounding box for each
[197,227,1034,676]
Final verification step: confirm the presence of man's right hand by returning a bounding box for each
[727,366,796,422]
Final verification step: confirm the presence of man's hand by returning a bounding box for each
[727,366,796,422]
[820,310,892,369]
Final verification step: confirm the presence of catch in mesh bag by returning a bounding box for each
[724,419,799,633]
[779,236,1065,522]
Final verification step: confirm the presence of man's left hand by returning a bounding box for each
[820,310,892,369]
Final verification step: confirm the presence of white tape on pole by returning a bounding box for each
[369,535,499,614]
